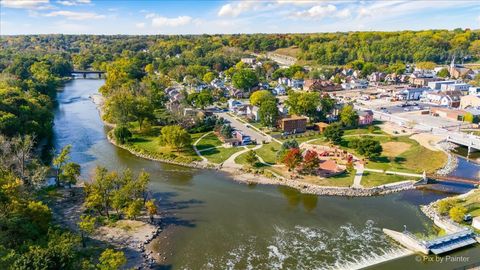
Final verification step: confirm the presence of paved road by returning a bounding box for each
[215,112,271,143]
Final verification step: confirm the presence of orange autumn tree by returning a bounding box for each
[302,149,320,175]
[282,148,302,171]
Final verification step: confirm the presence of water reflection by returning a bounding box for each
[277,186,318,211]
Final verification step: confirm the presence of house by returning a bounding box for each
[228,99,243,110]
[278,115,308,133]
[232,104,249,116]
[448,58,474,79]
[291,79,304,89]
[277,104,288,115]
[426,91,463,108]
[410,76,437,87]
[273,85,286,95]
[303,79,341,92]
[211,78,225,89]
[441,83,471,94]
[368,72,386,83]
[427,80,455,90]
[469,87,480,95]
[396,88,428,100]
[241,57,256,65]
[473,217,480,230]
[278,77,291,86]
[430,107,480,122]
[314,122,329,132]
[350,79,368,89]
[246,105,259,121]
[234,131,251,144]
[358,110,374,126]
[460,95,480,109]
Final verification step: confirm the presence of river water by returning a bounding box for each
[54,79,480,270]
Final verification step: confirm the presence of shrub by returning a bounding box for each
[113,126,132,144]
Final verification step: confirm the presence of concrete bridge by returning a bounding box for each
[384,228,477,255]
[446,133,480,155]
[72,70,105,78]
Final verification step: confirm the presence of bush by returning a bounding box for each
[113,126,132,144]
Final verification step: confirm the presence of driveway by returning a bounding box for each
[215,112,271,143]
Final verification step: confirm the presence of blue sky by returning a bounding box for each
[1,0,479,35]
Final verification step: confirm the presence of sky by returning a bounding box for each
[1,0,479,35]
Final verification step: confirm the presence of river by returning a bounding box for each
[53,78,480,270]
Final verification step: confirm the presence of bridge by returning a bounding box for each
[384,228,478,255]
[71,70,105,78]
[426,174,479,186]
[424,229,477,255]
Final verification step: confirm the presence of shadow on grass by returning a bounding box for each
[196,143,218,151]
[130,137,151,143]
[394,156,406,164]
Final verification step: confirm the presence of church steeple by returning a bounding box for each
[450,56,455,69]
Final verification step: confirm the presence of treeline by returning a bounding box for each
[2,29,479,69]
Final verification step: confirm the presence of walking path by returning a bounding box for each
[363,168,423,178]
[222,145,262,169]
[352,165,364,188]
[192,132,212,163]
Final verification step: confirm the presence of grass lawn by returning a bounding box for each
[343,124,386,136]
[235,142,282,165]
[126,132,202,163]
[361,171,420,188]
[201,146,244,164]
[455,190,480,218]
[195,132,222,151]
[319,134,447,174]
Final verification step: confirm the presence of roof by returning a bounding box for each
[315,122,329,127]
[358,110,373,117]
[281,115,308,122]
[319,160,339,172]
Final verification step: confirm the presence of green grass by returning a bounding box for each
[201,146,244,164]
[235,142,281,165]
[343,125,386,136]
[361,171,420,188]
[195,132,222,151]
[316,134,447,174]
[126,133,202,163]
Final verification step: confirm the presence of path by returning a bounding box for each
[363,168,423,178]
[222,145,262,169]
[193,132,212,163]
[352,165,364,188]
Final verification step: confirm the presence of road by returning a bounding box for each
[215,112,272,143]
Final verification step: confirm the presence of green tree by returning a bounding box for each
[437,199,456,215]
[53,145,72,187]
[59,162,81,189]
[245,150,259,168]
[250,90,275,106]
[203,71,216,84]
[258,100,279,127]
[285,91,321,120]
[113,125,132,144]
[78,215,96,247]
[145,199,158,223]
[125,199,143,220]
[323,123,344,145]
[354,137,383,159]
[232,68,258,92]
[416,61,436,70]
[220,124,233,138]
[437,68,450,78]
[449,205,467,223]
[339,105,359,128]
[96,249,126,270]
[159,125,192,151]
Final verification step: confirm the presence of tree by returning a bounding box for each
[53,145,72,187]
[416,61,436,70]
[203,71,216,84]
[245,150,259,168]
[78,215,96,247]
[145,200,158,223]
[437,68,450,78]
[282,148,302,171]
[302,150,320,175]
[437,199,456,215]
[187,90,214,109]
[449,205,467,223]
[285,91,321,120]
[220,124,234,139]
[258,100,279,127]
[59,162,81,189]
[125,199,143,220]
[159,125,192,151]
[232,68,258,92]
[249,90,274,106]
[113,125,132,144]
[354,138,383,159]
[339,105,359,128]
[323,123,344,145]
[97,249,126,270]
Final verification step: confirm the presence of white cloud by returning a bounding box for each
[151,16,192,27]
[218,1,261,17]
[136,22,145,29]
[44,10,105,20]
[56,0,90,6]
[1,0,50,9]
[145,13,156,19]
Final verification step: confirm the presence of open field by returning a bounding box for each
[201,146,244,164]
[361,171,419,188]
[195,132,223,151]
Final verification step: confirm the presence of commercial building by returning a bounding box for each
[278,115,308,133]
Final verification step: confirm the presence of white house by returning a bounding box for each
[441,83,471,93]
[427,80,455,90]
[246,105,259,121]
[397,88,428,100]
[273,85,286,95]
[241,57,256,65]
[469,87,480,95]
[228,99,243,110]
[425,91,463,107]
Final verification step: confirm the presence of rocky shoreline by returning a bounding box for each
[435,141,459,175]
